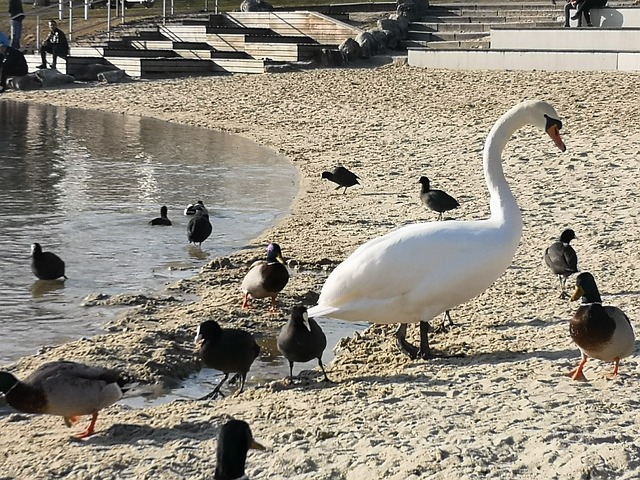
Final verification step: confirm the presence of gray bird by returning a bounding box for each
[30,243,66,280]
[321,166,361,194]
[277,305,330,383]
[544,228,579,299]
[418,176,460,221]
[195,320,260,399]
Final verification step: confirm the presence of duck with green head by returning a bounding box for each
[567,272,636,381]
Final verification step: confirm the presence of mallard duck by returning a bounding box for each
[241,243,289,312]
[215,419,265,480]
[0,361,133,438]
[418,176,460,221]
[195,320,261,399]
[567,272,636,381]
[149,205,172,226]
[321,166,361,194]
[277,305,330,383]
[308,100,566,360]
[187,204,213,247]
[184,200,208,216]
[544,228,578,298]
[30,243,66,280]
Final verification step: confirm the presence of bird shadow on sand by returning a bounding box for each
[82,419,223,446]
[494,317,566,329]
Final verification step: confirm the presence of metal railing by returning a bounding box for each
[28,0,203,45]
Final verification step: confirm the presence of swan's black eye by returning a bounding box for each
[544,114,562,131]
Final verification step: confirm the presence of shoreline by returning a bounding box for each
[1,64,640,479]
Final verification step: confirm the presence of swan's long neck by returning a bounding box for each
[483,106,528,229]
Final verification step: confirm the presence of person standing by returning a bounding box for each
[0,43,28,92]
[8,0,25,50]
[37,20,69,70]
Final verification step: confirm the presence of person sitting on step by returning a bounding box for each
[37,20,69,70]
[564,0,585,27]
[569,0,607,27]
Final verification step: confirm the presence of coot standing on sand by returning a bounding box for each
[277,305,330,383]
[544,228,579,299]
[418,176,460,221]
[195,320,260,399]
[321,166,361,194]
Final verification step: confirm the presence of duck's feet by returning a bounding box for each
[395,322,432,360]
[566,356,588,381]
[75,412,98,439]
[558,291,570,300]
[606,358,621,379]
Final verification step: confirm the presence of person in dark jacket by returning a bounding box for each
[570,0,607,27]
[37,20,69,69]
[8,0,25,49]
[0,43,28,92]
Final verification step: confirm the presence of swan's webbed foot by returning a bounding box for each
[395,322,432,360]
[432,310,454,334]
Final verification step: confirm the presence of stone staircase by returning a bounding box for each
[403,2,565,50]
[407,3,640,72]
[30,10,363,77]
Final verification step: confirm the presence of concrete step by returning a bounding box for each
[407,30,491,42]
[408,47,640,71]
[418,13,559,23]
[402,38,491,49]
[491,26,640,52]
[409,20,561,32]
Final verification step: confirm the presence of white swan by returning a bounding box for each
[307,100,567,359]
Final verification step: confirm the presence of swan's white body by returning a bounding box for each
[308,100,565,326]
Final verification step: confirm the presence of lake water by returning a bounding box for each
[0,101,366,404]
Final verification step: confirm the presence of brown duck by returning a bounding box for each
[567,272,636,381]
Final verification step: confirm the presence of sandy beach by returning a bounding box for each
[1,61,640,479]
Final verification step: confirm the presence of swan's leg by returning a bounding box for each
[395,323,419,360]
[432,310,454,333]
[417,321,432,359]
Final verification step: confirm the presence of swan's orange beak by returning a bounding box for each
[546,124,566,152]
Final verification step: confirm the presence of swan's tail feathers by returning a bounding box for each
[307,305,340,319]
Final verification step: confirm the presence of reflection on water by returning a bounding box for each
[0,100,298,364]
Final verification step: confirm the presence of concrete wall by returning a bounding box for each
[569,7,640,28]
[406,48,640,72]
[490,27,640,52]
